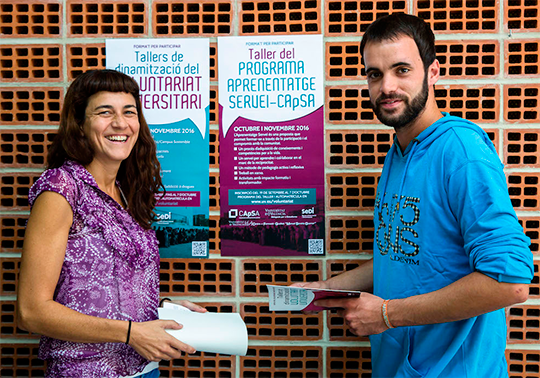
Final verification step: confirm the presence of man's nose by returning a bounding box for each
[380,74,398,94]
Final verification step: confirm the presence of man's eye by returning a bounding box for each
[368,72,380,79]
[399,68,410,74]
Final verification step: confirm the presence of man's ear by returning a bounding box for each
[428,59,440,86]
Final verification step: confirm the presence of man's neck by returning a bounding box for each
[395,100,443,152]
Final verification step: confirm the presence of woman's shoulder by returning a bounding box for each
[29,161,80,208]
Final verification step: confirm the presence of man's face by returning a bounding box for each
[363,36,430,129]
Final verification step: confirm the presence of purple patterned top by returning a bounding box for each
[28,160,160,378]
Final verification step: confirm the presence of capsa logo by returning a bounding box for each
[157,212,172,220]
[302,207,315,215]
[239,210,260,217]
[228,209,260,218]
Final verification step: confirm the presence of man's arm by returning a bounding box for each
[291,258,374,292]
[388,271,528,327]
[319,271,529,336]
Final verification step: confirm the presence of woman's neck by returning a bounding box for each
[84,160,122,202]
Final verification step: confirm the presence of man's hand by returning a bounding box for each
[317,292,388,336]
[290,281,329,290]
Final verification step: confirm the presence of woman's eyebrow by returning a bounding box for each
[93,104,137,111]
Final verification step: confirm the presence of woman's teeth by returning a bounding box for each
[106,136,127,142]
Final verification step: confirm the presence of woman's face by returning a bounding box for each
[83,91,140,167]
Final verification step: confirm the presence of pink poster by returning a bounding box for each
[218,35,325,256]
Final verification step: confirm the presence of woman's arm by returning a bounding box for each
[17,191,195,361]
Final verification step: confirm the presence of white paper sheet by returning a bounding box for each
[158,307,248,356]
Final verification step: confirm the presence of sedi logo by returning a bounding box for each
[157,212,172,220]
[302,207,315,215]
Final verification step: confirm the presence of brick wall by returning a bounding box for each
[1,1,539,377]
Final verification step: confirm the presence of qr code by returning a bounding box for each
[192,241,207,257]
[308,239,324,255]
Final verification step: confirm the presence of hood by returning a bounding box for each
[377,113,494,210]
[406,112,493,155]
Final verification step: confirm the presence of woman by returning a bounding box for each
[17,69,205,377]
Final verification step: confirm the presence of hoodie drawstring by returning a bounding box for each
[377,139,419,211]
[396,139,419,208]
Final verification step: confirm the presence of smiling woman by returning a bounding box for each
[16,70,207,378]
[46,70,159,227]
[83,91,141,180]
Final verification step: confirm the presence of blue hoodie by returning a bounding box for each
[370,113,533,378]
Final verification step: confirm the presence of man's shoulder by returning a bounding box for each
[438,116,487,142]
[437,119,499,165]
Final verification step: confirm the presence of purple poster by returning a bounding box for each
[218,35,325,256]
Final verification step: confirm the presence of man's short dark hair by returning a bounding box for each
[360,13,436,71]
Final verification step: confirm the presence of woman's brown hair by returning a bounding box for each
[47,69,163,229]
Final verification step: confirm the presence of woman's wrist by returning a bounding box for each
[159,297,171,307]
[125,320,132,344]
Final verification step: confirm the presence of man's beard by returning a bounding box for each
[372,74,429,129]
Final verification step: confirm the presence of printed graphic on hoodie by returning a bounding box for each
[375,193,420,265]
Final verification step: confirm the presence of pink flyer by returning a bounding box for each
[218,35,325,256]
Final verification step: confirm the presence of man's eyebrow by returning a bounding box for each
[366,62,413,74]
[391,62,412,68]
[365,67,379,75]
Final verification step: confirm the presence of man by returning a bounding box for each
[294,13,533,378]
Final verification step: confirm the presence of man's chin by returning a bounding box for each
[377,112,421,129]
[374,111,403,127]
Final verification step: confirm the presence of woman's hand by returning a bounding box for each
[169,300,207,313]
[130,300,207,361]
[128,320,196,362]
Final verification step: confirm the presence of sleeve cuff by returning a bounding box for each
[482,271,533,284]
